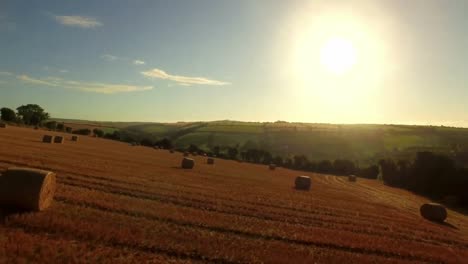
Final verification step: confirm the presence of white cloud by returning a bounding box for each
[18,74,59,87]
[133,60,145,65]
[101,54,119,61]
[54,15,102,28]
[17,74,152,94]
[59,69,69,73]
[141,68,229,86]
[0,71,13,76]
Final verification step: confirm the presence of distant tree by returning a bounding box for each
[140,138,154,147]
[56,123,65,131]
[357,165,379,179]
[212,146,220,157]
[409,152,456,195]
[227,147,238,160]
[262,151,273,164]
[16,104,49,126]
[104,130,121,140]
[93,128,104,138]
[332,159,356,175]
[72,128,92,135]
[188,144,199,153]
[293,155,309,170]
[44,121,57,130]
[317,160,333,173]
[155,138,172,149]
[273,156,283,166]
[0,107,16,122]
[379,159,401,186]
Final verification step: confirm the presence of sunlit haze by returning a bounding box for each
[1,0,467,126]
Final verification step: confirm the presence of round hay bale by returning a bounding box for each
[420,203,447,222]
[0,123,6,128]
[42,135,54,143]
[71,135,79,142]
[269,164,276,170]
[295,176,311,190]
[348,175,357,182]
[0,167,56,211]
[207,158,214,165]
[181,158,195,169]
[54,136,64,144]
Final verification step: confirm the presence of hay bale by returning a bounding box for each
[207,158,214,165]
[181,157,195,169]
[71,135,79,142]
[269,164,276,170]
[0,123,6,128]
[295,176,311,190]
[420,203,447,222]
[54,136,64,144]
[0,167,56,211]
[42,135,54,143]
[348,175,357,182]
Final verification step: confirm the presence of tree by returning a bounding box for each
[16,104,49,126]
[73,128,92,135]
[93,128,104,137]
[0,107,16,122]
[317,160,333,173]
[188,144,199,153]
[155,138,173,149]
[140,138,154,147]
[227,147,238,160]
[44,121,57,130]
[56,123,65,131]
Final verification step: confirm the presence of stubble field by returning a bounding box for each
[0,126,467,263]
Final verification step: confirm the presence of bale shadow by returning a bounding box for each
[0,207,28,224]
[433,220,459,230]
[292,187,311,192]
[171,166,194,170]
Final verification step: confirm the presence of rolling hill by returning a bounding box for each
[53,119,468,164]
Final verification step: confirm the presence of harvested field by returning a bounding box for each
[0,126,467,263]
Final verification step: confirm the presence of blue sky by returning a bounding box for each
[1,0,468,126]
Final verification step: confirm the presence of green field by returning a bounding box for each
[54,119,468,163]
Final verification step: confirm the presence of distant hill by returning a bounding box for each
[52,118,468,164]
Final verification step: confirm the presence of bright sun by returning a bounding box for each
[320,37,357,75]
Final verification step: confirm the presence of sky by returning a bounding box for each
[1,0,468,126]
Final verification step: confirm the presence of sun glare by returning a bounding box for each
[320,37,357,75]
[289,11,389,120]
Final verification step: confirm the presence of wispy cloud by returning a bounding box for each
[17,74,152,94]
[0,71,13,76]
[101,54,119,61]
[141,68,229,86]
[43,66,69,74]
[54,15,102,28]
[133,60,145,65]
[18,74,58,86]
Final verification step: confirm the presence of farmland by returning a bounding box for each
[53,119,468,164]
[1,126,467,263]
